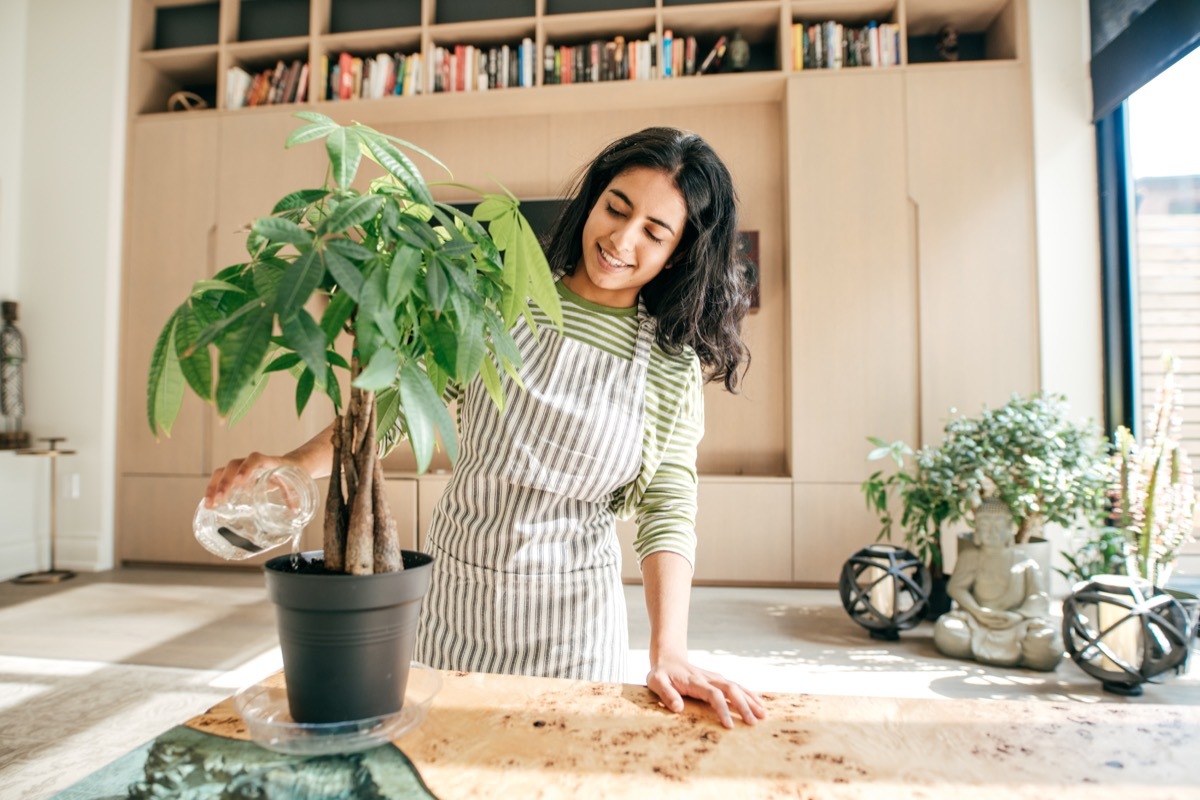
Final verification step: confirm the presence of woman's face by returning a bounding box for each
[564,166,688,308]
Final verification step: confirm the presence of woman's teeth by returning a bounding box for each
[600,247,629,268]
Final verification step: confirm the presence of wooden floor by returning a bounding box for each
[1,566,1198,798]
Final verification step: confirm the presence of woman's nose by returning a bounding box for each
[610,220,637,254]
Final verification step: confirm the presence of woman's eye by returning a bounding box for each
[645,230,664,244]
[605,204,626,218]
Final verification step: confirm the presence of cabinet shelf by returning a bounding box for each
[321,26,422,55]
[227,36,311,63]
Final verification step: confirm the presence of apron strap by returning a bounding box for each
[633,298,654,368]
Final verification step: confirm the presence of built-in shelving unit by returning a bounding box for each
[130,0,1023,116]
[120,0,1035,584]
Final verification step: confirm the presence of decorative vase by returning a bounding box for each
[1062,574,1191,695]
[839,544,930,640]
[264,549,434,723]
[924,575,952,621]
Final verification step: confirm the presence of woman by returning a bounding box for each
[206,128,766,728]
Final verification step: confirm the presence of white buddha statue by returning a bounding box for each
[933,498,1064,671]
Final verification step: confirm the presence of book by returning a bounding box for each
[699,35,726,74]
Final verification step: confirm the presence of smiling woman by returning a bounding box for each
[208,126,765,729]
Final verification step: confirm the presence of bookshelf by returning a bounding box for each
[130,0,1023,115]
[120,0,1039,584]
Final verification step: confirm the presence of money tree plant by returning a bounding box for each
[147,112,562,575]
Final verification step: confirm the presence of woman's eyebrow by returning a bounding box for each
[607,188,677,235]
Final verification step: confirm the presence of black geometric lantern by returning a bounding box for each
[839,544,931,640]
[1062,575,1191,696]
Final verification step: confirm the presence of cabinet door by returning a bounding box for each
[906,65,1040,442]
[118,118,218,475]
[792,483,881,585]
[209,113,335,467]
[618,479,793,584]
[119,476,233,565]
[786,73,918,482]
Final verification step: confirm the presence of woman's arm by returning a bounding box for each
[203,419,336,507]
[641,551,768,728]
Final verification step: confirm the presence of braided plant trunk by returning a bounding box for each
[323,355,402,574]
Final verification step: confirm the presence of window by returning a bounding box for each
[1126,46,1200,456]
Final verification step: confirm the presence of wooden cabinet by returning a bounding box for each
[117,117,217,476]
[618,478,793,584]
[906,64,1039,444]
[786,70,918,483]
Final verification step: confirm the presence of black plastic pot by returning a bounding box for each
[264,549,434,724]
[924,575,953,621]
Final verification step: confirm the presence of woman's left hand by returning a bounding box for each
[646,655,768,728]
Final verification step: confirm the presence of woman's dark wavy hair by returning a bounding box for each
[544,127,751,392]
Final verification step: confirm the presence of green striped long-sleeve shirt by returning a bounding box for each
[383,279,703,570]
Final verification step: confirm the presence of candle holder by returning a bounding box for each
[1062,575,1191,696]
[12,437,77,584]
[839,544,930,640]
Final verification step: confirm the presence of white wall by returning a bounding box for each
[0,0,35,575]
[1029,0,1104,424]
[1027,0,1104,595]
[0,0,129,579]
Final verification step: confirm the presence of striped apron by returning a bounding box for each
[414,304,654,682]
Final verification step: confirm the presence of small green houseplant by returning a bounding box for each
[861,438,953,578]
[934,393,1111,544]
[146,112,561,722]
[863,394,1111,580]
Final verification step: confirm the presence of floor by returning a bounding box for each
[0,566,1197,799]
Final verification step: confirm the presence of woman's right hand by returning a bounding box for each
[204,452,296,508]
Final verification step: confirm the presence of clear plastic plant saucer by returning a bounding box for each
[233,661,442,756]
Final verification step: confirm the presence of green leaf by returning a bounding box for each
[439,238,478,258]
[281,308,328,388]
[185,299,264,356]
[147,311,185,437]
[320,289,355,340]
[324,365,343,412]
[478,353,505,413]
[174,305,212,401]
[190,279,244,297]
[295,368,315,416]
[252,216,314,247]
[326,127,363,190]
[275,251,325,319]
[326,238,376,261]
[216,304,274,416]
[323,248,365,302]
[455,313,485,385]
[225,361,270,427]
[327,350,350,369]
[472,195,511,223]
[360,134,433,205]
[286,113,338,147]
[354,347,401,391]
[252,258,288,297]
[264,352,302,373]
[272,188,330,213]
[388,247,421,305]
[426,257,449,312]
[375,385,401,443]
[399,360,459,473]
[321,194,385,236]
[380,133,449,175]
[514,215,563,329]
[422,316,458,377]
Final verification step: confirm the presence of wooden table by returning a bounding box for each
[187,670,1200,799]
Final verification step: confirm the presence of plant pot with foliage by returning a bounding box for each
[863,393,1110,618]
[148,112,561,723]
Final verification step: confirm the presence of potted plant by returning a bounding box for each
[863,393,1110,616]
[146,112,561,723]
[1109,356,1197,589]
[935,393,1112,549]
[861,438,955,617]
